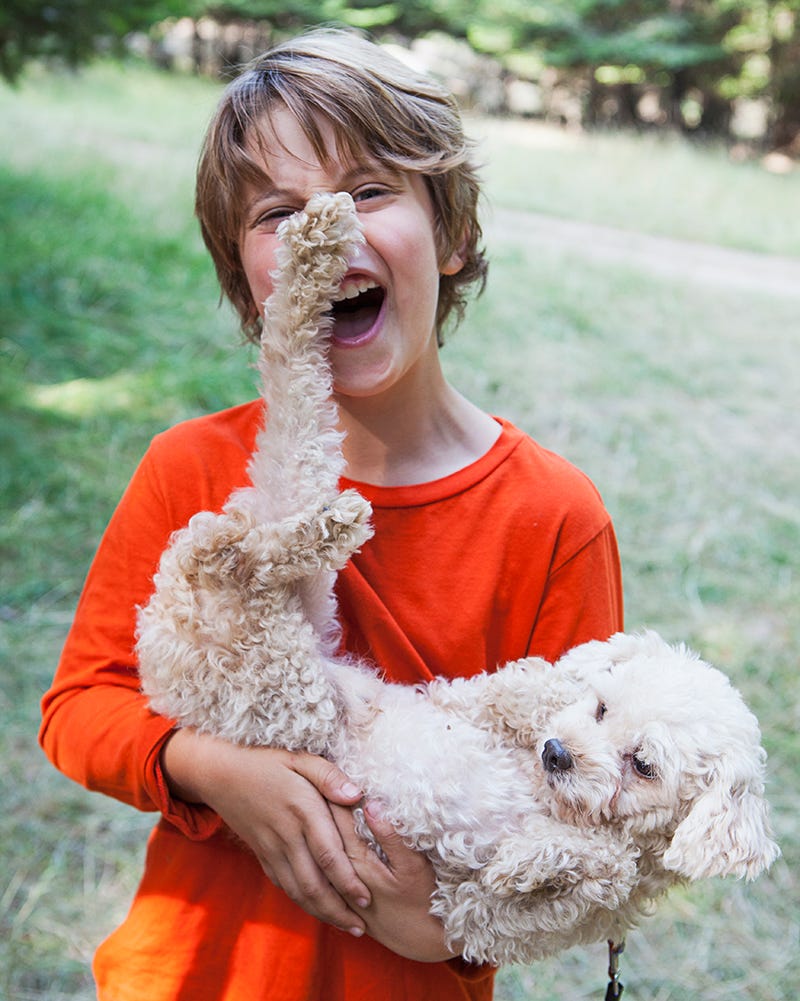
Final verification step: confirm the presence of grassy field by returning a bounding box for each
[1,59,798,1000]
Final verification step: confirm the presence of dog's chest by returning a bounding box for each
[337,688,535,846]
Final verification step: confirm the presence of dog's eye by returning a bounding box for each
[632,755,656,779]
[595,702,607,722]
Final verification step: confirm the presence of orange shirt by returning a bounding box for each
[40,402,623,1001]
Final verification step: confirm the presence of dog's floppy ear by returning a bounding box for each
[662,780,780,881]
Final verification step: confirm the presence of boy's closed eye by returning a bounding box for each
[253,206,297,230]
[352,183,394,207]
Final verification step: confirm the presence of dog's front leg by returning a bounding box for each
[433,822,638,965]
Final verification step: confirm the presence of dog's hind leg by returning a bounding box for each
[248,193,367,522]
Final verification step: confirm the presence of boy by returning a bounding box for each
[40,27,623,1001]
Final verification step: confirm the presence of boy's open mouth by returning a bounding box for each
[329,278,385,341]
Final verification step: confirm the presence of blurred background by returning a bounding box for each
[1,2,798,999]
[3,0,800,154]
[4,0,800,155]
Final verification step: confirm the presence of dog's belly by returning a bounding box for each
[335,685,533,860]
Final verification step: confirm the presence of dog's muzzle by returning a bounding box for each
[542,738,574,774]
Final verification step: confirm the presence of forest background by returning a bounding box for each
[3,0,800,151]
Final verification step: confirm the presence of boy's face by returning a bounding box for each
[238,105,462,401]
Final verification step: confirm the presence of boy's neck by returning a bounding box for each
[336,375,500,487]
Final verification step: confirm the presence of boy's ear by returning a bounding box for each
[440,249,465,276]
[440,228,468,276]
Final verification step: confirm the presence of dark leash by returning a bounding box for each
[604,939,625,999]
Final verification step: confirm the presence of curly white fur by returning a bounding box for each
[137,193,779,966]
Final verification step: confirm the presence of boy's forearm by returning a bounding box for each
[160,727,218,804]
[39,681,174,811]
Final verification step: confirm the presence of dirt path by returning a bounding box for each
[485,208,800,300]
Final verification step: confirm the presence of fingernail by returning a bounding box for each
[356,897,369,909]
[349,926,364,938]
[365,800,385,821]
[341,782,361,798]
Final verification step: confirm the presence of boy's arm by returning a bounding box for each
[161,728,373,937]
[528,521,624,662]
[39,443,223,834]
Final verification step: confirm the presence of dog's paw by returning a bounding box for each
[326,489,373,529]
[481,826,637,906]
[266,493,373,578]
[280,191,361,251]
[313,490,374,564]
[167,507,257,581]
[274,191,364,286]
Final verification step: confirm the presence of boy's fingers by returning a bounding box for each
[270,846,366,936]
[271,753,372,914]
[307,811,372,911]
[290,752,363,804]
[362,801,432,880]
[364,800,394,838]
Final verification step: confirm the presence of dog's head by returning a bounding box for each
[539,631,780,882]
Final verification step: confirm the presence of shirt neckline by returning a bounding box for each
[340,417,523,509]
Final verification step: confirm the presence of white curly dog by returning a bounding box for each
[137,193,779,966]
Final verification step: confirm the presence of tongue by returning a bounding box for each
[332,301,380,341]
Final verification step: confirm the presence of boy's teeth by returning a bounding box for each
[335,278,379,302]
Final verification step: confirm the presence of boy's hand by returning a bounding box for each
[161,730,371,936]
[331,801,456,962]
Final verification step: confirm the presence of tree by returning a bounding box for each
[463,0,749,129]
[0,0,196,82]
[200,0,468,36]
[760,0,800,147]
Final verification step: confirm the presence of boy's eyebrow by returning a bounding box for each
[244,163,403,211]
[340,163,404,185]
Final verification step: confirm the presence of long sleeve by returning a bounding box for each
[39,402,260,836]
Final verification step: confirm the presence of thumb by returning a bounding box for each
[290,752,363,805]
[363,801,426,878]
[364,800,399,843]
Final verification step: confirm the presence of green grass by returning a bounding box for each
[1,59,798,1001]
[471,115,800,256]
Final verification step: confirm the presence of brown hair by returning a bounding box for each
[195,26,487,344]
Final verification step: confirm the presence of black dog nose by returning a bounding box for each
[542,739,574,773]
